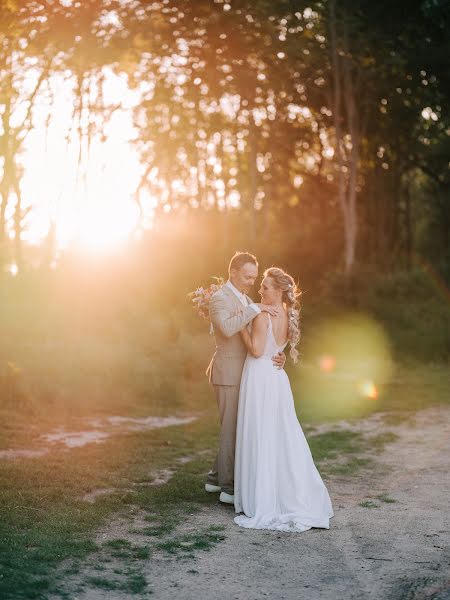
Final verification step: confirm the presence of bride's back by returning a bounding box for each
[270,311,289,346]
[258,312,288,360]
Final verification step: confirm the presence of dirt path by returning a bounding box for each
[0,415,197,459]
[51,406,450,600]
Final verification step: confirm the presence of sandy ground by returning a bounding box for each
[0,415,197,459]
[50,406,450,600]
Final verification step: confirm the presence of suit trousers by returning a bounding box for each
[206,384,240,495]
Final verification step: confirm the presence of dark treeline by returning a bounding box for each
[0,0,449,279]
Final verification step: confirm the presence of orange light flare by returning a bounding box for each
[358,380,378,400]
[318,354,336,373]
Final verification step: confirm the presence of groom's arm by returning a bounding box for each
[209,294,259,338]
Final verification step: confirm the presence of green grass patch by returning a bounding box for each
[140,521,180,538]
[376,494,397,503]
[85,570,148,595]
[308,429,398,476]
[131,546,151,560]
[85,576,119,590]
[327,457,373,476]
[0,417,219,599]
[369,432,399,451]
[100,540,150,561]
[207,524,226,532]
[359,500,380,508]
[308,430,365,461]
[156,528,226,557]
[308,429,373,476]
[125,573,148,594]
[103,538,132,550]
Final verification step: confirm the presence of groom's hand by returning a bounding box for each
[272,351,286,369]
[258,304,279,316]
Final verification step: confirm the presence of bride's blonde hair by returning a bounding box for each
[264,267,301,363]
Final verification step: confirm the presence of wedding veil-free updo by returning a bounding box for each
[264,267,301,363]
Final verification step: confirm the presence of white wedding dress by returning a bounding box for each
[234,317,334,532]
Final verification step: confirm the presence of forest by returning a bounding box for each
[0,3,449,597]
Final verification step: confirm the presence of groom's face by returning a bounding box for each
[231,263,258,294]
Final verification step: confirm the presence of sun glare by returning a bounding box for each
[75,201,140,252]
[16,70,145,254]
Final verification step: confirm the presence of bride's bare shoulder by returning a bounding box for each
[254,312,270,327]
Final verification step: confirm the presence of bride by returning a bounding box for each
[234,267,334,532]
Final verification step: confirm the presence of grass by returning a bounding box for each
[104,539,133,550]
[149,518,179,533]
[370,432,399,451]
[327,457,373,476]
[156,528,226,556]
[86,576,118,590]
[307,430,374,476]
[102,539,150,560]
[125,573,148,594]
[308,430,365,461]
[85,570,148,594]
[0,417,220,599]
[359,494,398,508]
[1,357,448,598]
[376,494,397,504]
[1,269,449,598]
[359,500,380,509]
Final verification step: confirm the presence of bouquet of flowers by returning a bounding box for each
[188,277,224,321]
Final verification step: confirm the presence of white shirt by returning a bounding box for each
[225,280,261,314]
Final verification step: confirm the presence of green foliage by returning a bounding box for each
[316,267,450,361]
[1,0,449,277]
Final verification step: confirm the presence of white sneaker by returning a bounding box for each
[219,491,234,505]
[205,483,221,493]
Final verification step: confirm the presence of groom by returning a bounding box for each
[205,251,286,504]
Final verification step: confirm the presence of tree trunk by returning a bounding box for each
[247,119,257,247]
[0,61,13,246]
[219,132,230,255]
[330,0,360,275]
[405,177,412,270]
[342,18,359,275]
[13,182,25,273]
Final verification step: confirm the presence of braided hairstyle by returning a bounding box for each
[264,267,301,363]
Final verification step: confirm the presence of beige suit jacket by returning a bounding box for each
[206,285,259,386]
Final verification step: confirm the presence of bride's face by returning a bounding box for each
[259,277,282,305]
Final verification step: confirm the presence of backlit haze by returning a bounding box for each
[12,69,146,256]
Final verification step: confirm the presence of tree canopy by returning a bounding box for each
[0,0,448,278]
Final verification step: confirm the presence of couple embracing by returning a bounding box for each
[205,252,334,532]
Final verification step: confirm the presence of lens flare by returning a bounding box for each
[358,380,378,400]
[318,354,336,373]
[297,313,392,420]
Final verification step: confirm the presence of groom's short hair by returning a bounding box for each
[228,251,258,275]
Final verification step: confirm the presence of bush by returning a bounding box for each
[314,267,450,361]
